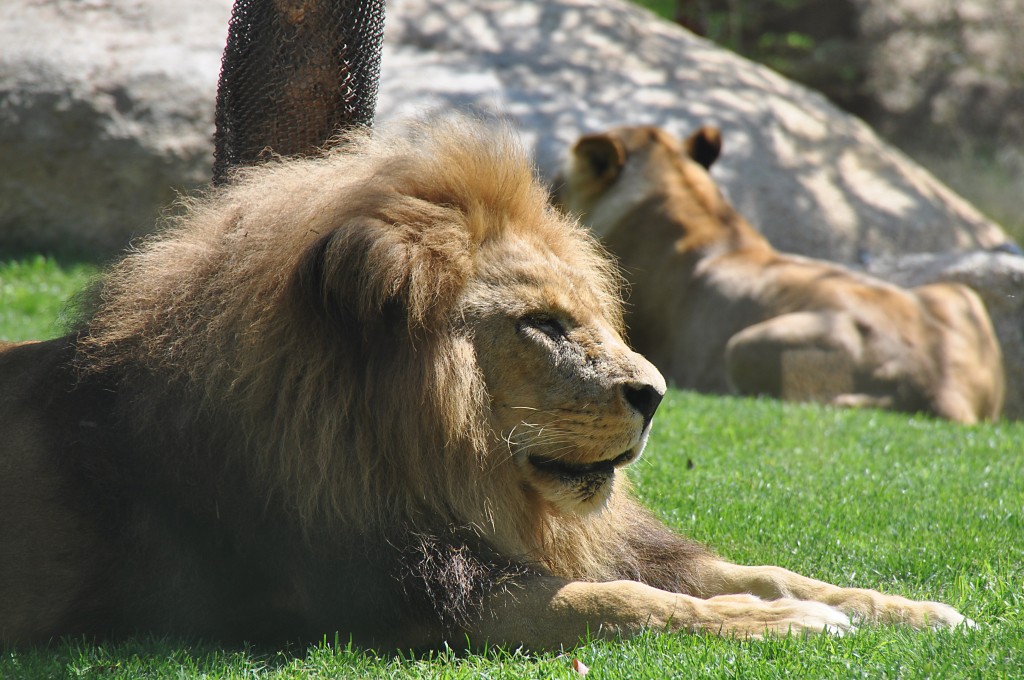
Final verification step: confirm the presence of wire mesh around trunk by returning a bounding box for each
[212,0,386,184]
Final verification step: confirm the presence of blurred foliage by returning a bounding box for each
[635,0,869,116]
[0,255,96,342]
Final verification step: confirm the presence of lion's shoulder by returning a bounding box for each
[0,337,78,404]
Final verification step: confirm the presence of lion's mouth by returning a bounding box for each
[528,449,637,481]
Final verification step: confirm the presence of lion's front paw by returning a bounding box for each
[761,598,855,638]
[696,594,854,639]
[841,591,974,630]
[908,600,975,630]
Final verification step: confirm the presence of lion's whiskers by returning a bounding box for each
[504,416,582,463]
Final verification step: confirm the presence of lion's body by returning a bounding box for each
[555,125,1004,423]
[1,121,967,648]
[0,337,431,644]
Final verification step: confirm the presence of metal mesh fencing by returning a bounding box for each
[212,0,386,184]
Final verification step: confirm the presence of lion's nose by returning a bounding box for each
[623,382,665,424]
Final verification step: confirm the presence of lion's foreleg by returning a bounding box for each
[463,575,851,649]
[695,559,970,629]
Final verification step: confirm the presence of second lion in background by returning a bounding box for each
[554,125,1004,423]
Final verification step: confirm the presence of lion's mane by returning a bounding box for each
[69,121,695,637]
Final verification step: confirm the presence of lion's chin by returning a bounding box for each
[526,448,638,514]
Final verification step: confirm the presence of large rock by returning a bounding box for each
[0,0,1013,261]
[859,0,1024,149]
[0,0,232,256]
[673,0,1024,153]
[867,252,1024,421]
[377,0,1011,264]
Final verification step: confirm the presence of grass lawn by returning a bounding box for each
[0,255,97,342]
[2,257,1022,678]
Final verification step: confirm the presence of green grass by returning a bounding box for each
[0,255,97,342]
[633,0,675,18]
[2,259,1023,678]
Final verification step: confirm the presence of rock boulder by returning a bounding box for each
[1,0,1012,260]
[0,0,231,256]
[377,0,1011,263]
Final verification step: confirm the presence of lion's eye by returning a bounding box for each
[520,314,567,341]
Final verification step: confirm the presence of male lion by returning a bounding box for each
[554,125,1004,423]
[1,120,968,648]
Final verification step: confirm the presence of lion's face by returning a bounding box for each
[463,231,666,514]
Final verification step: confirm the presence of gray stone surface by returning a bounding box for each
[673,0,1024,153]
[867,251,1024,420]
[1,0,1013,260]
[0,0,232,255]
[377,0,1010,264]
[858,0,1024,148]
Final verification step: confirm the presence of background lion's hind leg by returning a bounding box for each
[725,311,865,404]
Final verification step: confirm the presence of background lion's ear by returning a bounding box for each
[684,126,722,170]
[574,134,626,183]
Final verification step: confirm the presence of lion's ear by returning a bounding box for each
[292,228,359,327]
[291,220,466,334]
[573,133,626,183]
[684,126,722,170]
